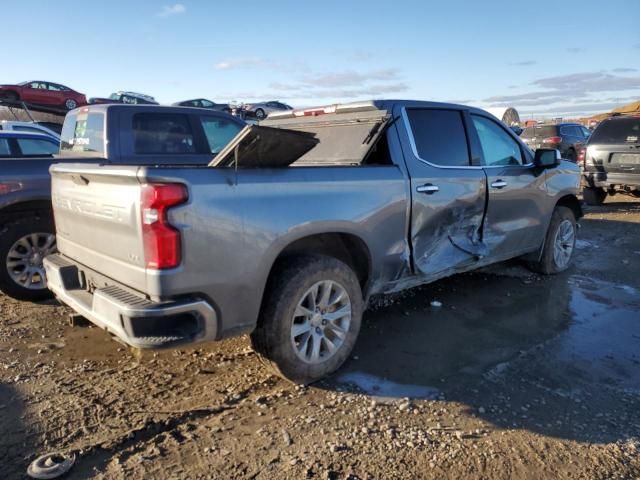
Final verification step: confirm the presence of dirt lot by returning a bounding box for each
[1,196,639,480]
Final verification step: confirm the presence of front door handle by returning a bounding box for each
[416,183,439,194]
[491,180,508,189]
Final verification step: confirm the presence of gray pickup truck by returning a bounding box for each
[0,105,244,300]
[44,100,582,383]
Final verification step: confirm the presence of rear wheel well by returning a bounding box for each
[269,233,371,294]
[0,200,52,226]
[1,89,20,100]
[556,194,583,220]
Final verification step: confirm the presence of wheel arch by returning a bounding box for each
[0,199,53,227]
[555,194,583,220]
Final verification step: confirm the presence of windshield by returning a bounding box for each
[590,118,640,144]
[60,111,105,157]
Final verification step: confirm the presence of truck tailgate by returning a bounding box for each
[50,164,148,293]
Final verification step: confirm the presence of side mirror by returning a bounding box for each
[534,148,561,168]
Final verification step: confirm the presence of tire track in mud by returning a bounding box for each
[68,374,282,476]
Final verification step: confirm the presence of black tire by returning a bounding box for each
[255,108,266,120]
[250,255,363,384]
[583,186,607,206]
[64,98,78,110]
[565,148,576,162]
[0,217,56,301]
[526,206,576,275]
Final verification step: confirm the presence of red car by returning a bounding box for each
[0,80,87,110]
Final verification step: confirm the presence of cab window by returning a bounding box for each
[472,115,524,166]
[16,138,58,155]
[406,109,470,167]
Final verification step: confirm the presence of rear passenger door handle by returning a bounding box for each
[416,184,439,194]
[491,180,507,189]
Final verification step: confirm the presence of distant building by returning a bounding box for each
[484,107,521,126]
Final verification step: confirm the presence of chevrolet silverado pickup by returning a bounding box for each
[44,100,582,383]
[0,104,244,300]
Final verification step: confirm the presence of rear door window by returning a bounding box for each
[406,109,470,167]
[0,138,11,155]
[60,111,105,156]
[16,138,58,155]
[133,113,196,154]
[200,116,243,154]
[590,118,640,144]
[471,115,524,166]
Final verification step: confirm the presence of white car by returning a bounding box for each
[0,120,60,141]
[244,101,293,120]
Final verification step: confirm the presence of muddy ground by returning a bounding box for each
[1,196,639,480]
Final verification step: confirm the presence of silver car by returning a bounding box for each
[244,100,293,119]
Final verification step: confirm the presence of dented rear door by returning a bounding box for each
[399,106,487,277]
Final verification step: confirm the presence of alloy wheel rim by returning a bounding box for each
[290,280,352,364]
[553,219,575,269]
[6,233,56,290]
[66,99,77,109]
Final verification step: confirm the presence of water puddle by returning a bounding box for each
[336,372,440,401]
[333,270,640,397]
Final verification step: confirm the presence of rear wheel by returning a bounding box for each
[250,255,363,384]
[583,187,607,206]
[255,108,266,120]
[527,206,576,275]
[64,98,78,110]
[0,218,56,301]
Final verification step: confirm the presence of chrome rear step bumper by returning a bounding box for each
[44,254,218,349]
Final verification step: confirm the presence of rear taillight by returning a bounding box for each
[577,147,586,167]
[141,183,188,269]
[542,136,562,144]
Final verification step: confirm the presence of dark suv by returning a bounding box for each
[522,123,591,162]
[580,115,640,205]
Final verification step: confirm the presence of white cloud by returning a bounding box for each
[158,3,186,17]
[214,57,265,70]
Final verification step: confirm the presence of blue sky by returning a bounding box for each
[4,0,640,117]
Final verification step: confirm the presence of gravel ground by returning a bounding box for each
[1,196,639,479]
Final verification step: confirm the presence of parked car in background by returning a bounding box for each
[521,123,591,162]
[173,98,231,113]
[0,131,59,158]
[0,81,87,111]
[0,105,244,301]
[44,100,581,384]
[244,100,293,119]
[0,120,60,140]
[579,115,640,205]
[90,91,159,105]
[35,122,63,135]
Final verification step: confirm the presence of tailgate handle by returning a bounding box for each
[491,180,507,189]
[71,174,89,186]
[416,184,439,194]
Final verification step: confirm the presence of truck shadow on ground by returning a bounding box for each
[0,383,33,479]
[322,216,640,445]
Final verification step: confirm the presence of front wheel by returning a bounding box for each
[64,98,78,110]
[255,108,266,120]
[250,255,363,384]
[526,206,577,275]
[0,217,56,301]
